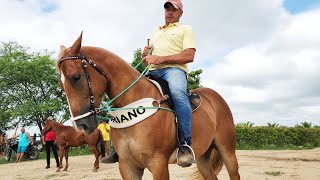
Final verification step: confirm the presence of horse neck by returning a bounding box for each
[89,48,159,107]
[50,122,63,135]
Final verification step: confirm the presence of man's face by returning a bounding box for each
[21,128,25,133]
[165,4,182,24]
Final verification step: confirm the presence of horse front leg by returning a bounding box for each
[89,144,100,172]
[63,147,70,171]
[147,157,170,180]
[56,145,64,172]
[119,158,144,180]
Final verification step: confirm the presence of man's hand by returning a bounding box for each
[142,55,164,65]
[142,46,153,58]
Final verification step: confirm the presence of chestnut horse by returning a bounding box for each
[56,33,240,180]
[42,120,102,172]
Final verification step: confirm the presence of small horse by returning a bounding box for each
[57,33,240,179]
[42,120,102,172]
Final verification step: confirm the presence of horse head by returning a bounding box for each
[42,120,53,135]
[57,33,108,134]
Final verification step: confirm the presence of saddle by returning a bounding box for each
[146,74,201,156]
[146,74,201,111]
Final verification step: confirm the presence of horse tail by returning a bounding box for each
[210,147,224,175]
[192,145,223,179]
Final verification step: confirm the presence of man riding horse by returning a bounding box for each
[101,0,196,167]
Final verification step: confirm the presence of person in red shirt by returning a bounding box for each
[42,117,59,169]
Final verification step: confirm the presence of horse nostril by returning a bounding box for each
[79,124,89,133]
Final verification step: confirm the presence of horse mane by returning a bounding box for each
[47,120,64,129]
[56,46,133,74]
[56,46,68,73]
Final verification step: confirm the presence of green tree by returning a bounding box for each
[236,122,255,128]
[187,69,202,89]
[295,122,312,128]
[313,125,320,128]
[130,48,202,89]
[131,48,146,73]
[267,122,279,127]
[0,41,69,133]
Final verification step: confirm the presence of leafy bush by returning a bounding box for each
[236,126,320,149]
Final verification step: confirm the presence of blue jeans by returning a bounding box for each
[146,68,192,145]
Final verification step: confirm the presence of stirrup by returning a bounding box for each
[176,142,196,166]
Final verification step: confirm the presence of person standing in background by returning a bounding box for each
[42,116,59,169]
[97,118,111,158]
[11,127,34,163]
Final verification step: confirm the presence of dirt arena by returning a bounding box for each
[0,148,319,180]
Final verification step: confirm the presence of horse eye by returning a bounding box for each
[72,75,81,82]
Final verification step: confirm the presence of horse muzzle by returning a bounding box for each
[74,114,98,134]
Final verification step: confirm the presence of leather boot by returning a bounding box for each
[177,144,195,167]
[100,149,119,163]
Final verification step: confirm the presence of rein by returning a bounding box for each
[100,47,173,112]
[104,47,153,107]
[104,63,151,107]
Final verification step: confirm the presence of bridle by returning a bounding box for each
[59,48,155,123]
[60,51,107,121]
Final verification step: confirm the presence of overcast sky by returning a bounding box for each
[1,0,320,129]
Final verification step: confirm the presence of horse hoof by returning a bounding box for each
[63,169,67,171]
[93,169,97,172]
[56,169,60,172]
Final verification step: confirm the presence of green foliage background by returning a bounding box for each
[236,126,320,149]
[0,41,69,133]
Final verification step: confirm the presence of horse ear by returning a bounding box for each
[60,45,66,50]
[70,31,83,55]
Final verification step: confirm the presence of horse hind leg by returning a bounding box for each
[63,147,70,171]
[217,145,240,180]
[194,144,222,180]
[56,145,65,172]
[214,130,240,180]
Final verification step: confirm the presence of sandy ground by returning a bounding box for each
[0,148,319,180]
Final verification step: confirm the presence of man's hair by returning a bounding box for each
[102,118,109,123]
